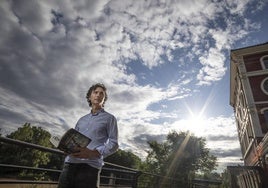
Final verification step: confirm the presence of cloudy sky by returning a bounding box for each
[1,0,268,173]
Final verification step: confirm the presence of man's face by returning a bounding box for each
[89,87,105,106]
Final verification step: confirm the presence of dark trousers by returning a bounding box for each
[57,163,100,188]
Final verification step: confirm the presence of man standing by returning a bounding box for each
[58,83,119,188]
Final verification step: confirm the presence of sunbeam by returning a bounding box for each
[160,132,191,187]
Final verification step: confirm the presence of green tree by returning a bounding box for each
[0,123,64,180]
[220,169,230,188]
[1,123,52,167]
[105,149,142,169]
[104,149,144,186]
[145,130,217,188]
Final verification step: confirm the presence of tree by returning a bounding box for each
[103,149,144,186]
[1,123,52,166]
[105,149,142,169]
[145,130,217,188]
[0,123,64,180]
[220,169,230,188]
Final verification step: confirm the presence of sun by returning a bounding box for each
[181,99,210,136]
[187,113,205,127]
[187,111,205,123]
[185,113,207,136]
[182,104,208,136]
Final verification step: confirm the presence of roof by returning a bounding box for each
[231,41,268,52]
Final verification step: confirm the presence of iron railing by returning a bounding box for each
[0,136,182,188]
[0,136,224,187]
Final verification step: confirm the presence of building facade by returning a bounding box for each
[229,42,268,187]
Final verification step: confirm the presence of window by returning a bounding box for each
[260,55,268,69]
[261,77,268,95]
[265,153,268,165]
[264,110,268,127]
[261,108,268,127]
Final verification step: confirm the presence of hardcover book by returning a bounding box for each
[50,128,91,154]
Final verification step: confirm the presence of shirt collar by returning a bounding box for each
[90,108,104,116]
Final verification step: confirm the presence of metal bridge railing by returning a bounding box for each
[0,136,225,187]
[0,136,142,188]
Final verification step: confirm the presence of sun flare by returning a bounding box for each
[182,103,207,136]
[185,114,207,136]
[181,99,210,136]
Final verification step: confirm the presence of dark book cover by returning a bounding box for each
[50,128,91,154]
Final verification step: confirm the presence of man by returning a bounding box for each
[58,83,119,188]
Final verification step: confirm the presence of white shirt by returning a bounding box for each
[65,109,119,169]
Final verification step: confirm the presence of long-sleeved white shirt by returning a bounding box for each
[64,109,119,169]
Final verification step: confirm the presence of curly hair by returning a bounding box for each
[86,83,108,107]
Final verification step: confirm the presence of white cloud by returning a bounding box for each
[209,29,231,50]
[0,0,266,173]
[197,48,227,85]
[225,0,251,15]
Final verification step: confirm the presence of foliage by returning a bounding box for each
[220,169,230,188]
[1,123,51,167]
[103,149,144,186]
[0,123,64,180]
[105,149,142,169]
[143,130,218,188]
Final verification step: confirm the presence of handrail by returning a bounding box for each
[0,180,58,184]
[0,164,62,173]
[104,161,140,172]
[0,136,143,187]
[0,136,185,187]
[0,136,64,155]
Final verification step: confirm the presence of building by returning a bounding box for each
[229,42,268,187]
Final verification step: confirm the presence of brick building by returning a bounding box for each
[229,42,268,187]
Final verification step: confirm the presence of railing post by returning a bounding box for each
[132,171,141,188]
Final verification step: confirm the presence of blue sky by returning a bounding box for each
[0,0,268,173]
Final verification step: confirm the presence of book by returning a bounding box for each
[50,128,91,154]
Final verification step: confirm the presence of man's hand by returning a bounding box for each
[71,147,101,159]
